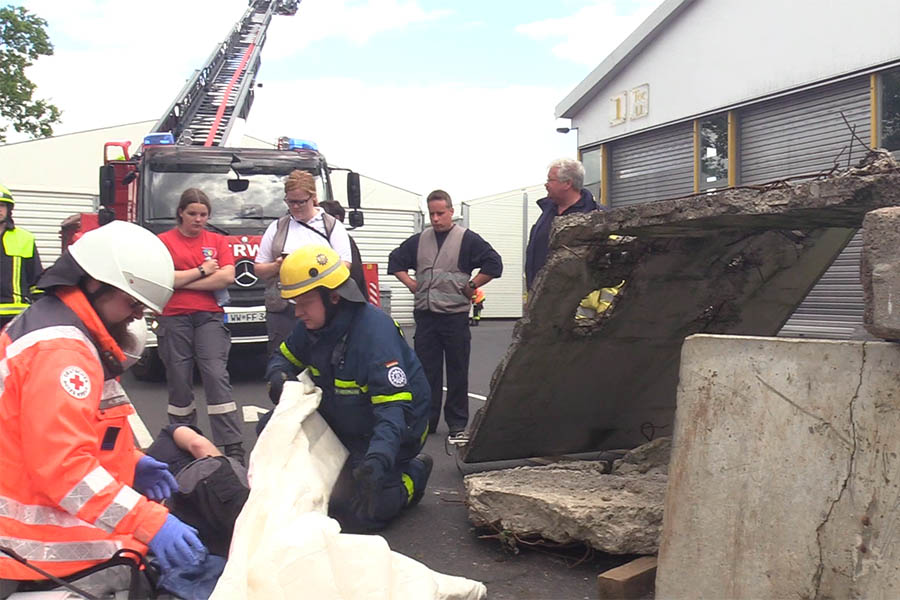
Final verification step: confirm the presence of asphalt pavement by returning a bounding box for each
[123,319,624,599]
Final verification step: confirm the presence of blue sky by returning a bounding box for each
[14,0,663,199]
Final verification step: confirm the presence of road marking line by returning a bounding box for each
[442,386,486,401]
[243,404,269,423]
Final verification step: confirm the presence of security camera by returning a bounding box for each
[556,126,571,134]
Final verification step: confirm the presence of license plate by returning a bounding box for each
[224,311,266,324]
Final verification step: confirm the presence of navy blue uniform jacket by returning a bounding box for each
[267,301,430,470]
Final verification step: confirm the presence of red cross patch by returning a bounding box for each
[60,366,91,400]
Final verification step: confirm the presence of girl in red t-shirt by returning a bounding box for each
[156,188,245,464]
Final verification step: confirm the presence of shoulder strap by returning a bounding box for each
[273,215,292,257]
[295,219,332,245]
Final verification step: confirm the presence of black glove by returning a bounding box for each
[352,457,386,519]
[267,371,289,405]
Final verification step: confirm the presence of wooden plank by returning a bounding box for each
[597,555,657,599]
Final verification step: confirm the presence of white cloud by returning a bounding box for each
[516,0,664,66]
[263,0,452,60]
[247,78,576,200]
[9,1,574,199]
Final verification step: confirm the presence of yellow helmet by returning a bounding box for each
[280,245,364,302]
[0,184,13,206]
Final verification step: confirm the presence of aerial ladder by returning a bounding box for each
[152,0,299,148]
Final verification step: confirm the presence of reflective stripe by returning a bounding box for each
[99,380,131,410]
[306,365,320,377]
[167,402,197,417]
[371,391,412,404]
[0,495,91,529]
[59,466,114,516]
[0,536,121,562]
[11,256,22,303]
[208,401,237,415]
[334,378,368,395]
[0,303,29,316]
[401,473,414,503]
[279,341,304,369]
[95,486,140,533]
[280,261,342,292]
[2,325,100,364]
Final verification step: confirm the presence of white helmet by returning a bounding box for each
[68,221,175,313]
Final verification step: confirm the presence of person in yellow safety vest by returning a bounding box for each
[0,184,43,331]
[575,281,625,320]
[470,286,485,326]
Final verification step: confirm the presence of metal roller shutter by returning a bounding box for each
[738,76,871,339]
[740,76,871,183]
[8,189,98,268]
[350,208,421,325]
[608,122,694,207]
[779,231,867,339]
[464,190,532,318]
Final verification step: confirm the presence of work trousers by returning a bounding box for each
[329,453,430,533]
[413,310,470,433]
[157,312,242,446]
[266,305,298,358]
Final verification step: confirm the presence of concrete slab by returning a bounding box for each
[465,461,666,555]
[464,153,900,462]
[656,334,900,599]
[862,206,900,339]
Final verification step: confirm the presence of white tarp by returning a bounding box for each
[211,372,486,600]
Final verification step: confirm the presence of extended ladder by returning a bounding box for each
[151,0,299,147]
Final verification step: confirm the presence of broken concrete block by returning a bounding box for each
[656,334,900,599]
[597,555,657,600]
[612,436,670,476]
[465,461,666,555]
[862,206,900,339]
[464,153,900,463]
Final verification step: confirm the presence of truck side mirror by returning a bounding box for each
[347,172,361,209]
[99,165,115,208]
[348,210,364,228]
[228,178,249,192]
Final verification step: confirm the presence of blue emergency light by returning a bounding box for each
[277,136,318,151]
[143,132,175,146]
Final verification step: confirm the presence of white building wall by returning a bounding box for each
[571,0,900,146]
[465,184,546,318]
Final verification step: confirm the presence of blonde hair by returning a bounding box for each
[284,170,317,198]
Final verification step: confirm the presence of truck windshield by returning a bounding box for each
[143,170,328,225]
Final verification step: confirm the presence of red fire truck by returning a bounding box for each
[62,0,367,379]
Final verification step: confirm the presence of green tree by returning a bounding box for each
[0,4,61,143]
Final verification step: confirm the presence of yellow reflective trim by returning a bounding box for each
[401,473,414,503]
[334,378,369,392]
[0,303,29,315]
[279,341,304,369]
[307,365,320,377]
[371,391,412,404]
[420,426,428,445]
[12,257,23,303]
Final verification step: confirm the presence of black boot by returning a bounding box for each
[224,443,246,467]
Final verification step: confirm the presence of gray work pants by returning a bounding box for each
[157,311,242,446]
[266,305,299,357]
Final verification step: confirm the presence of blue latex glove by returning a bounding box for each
[149,514,207,573]
[352,457,386,519]
[134,456,178,502]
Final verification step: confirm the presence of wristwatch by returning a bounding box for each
[198,265,207,277]
[466,280,477,290]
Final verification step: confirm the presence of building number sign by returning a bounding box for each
[609,84,649,126]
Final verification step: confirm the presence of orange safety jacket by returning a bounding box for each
[0,286,168,580]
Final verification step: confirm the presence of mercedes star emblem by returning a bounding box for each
[234,260,259,288]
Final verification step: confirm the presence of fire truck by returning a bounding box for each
[62,0,365,379]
